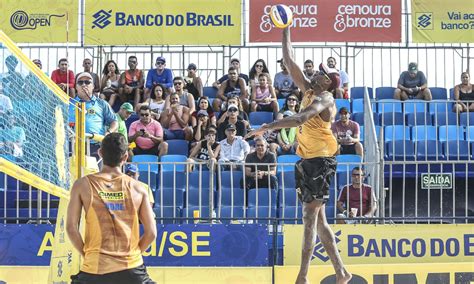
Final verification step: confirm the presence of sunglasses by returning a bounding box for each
[174,82,182,86]
[228,109,238,113]
[255,64,263,68]
[156,62,164,65]
[77,80,92,86]
[140,113,150,117]
[287,98,297,102]
[352,173,364,177]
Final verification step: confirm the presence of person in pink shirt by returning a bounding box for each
[250,73,279,118]
[51,58,75,98]
[129,105,168,157]
[331,107,363,158]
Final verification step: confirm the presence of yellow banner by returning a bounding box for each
[84,0,241,45]
[412,0,474,43]
[0,0,78,43]
[284,224,474,265]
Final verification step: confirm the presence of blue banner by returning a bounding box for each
[0,224,269,266]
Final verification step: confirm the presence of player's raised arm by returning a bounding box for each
[282,27,311,92]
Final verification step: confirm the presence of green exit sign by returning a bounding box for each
[421,173,452,189]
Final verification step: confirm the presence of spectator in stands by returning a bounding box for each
[213,67,249,112]
[119,56,144,109]
[276,94,300,120]
[76,58,100,94]
[242,136,278,190]
[212,58,249,88]
[51,58,75,98]
[187,126,220,172]
[394,62,432,101]
[217,104,247,141]
[2,55,24,97]
[0,112,26,158]
[327,57,349,99]
[217,96,249,125]
[129,105,168,156]
[303,59,316,80]
[145,56,173,99]
[32,59,42,69]
[184,63,203,100]
[164,76,195,114]
[192,110,213,143]
[249,59,270,92]
[0,88,13,114]
[251,73,279,118]
[276,111,298,155]
[124,163,155,207]
[191,96,216,128]
[336,167,377,224]
[75,72,118,158]
[115,102,134,143]
[161,92,193,141]
[136,84,165,121]
[319,63,342,99]
[331,107,363,158]
[218,123,250,167]
[100,60,121,107]
[274,58,299,99]
[453,72,473,113]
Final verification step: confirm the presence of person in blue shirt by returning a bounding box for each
[145,56,174,100]
[74,72,118,159]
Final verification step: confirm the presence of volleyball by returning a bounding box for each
[269,4,293,29]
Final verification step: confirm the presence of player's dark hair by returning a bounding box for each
[101,133,128,167]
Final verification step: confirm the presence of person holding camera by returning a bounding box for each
[129,105,168,157]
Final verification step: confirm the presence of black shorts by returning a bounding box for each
[340,144,356,155]
[71,264,155,284]
[295,157,337,203]
[256,103,274,112]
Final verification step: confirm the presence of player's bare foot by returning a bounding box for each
[295,274,309,284]
[336,271,352,284]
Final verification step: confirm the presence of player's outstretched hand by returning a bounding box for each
[245,124,269,139]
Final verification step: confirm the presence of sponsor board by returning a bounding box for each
[284,224,474,265]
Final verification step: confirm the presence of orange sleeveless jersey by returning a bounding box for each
[296,90,338,159]
[81,173,143,274]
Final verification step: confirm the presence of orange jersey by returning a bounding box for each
[296,90,338,159]
[81,173,143,274]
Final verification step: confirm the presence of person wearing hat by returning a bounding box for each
[274,58,300,99]
[119,56,144,108]
[319,62,342,99]
[191,96,216,129]
[115,102,134,144]
[394,62,432,101]
[184,63,203,100]
[212,58,249,89]
[192,109,213,142]
[327,57,349,99]
[145,56,174,99]
[218,123,250,169]
[276,110,298,155]
[217,103,247,141]
[331,107,363,158]
[124,163,155,207]
[51,58,76,98]
[187,126,220,172]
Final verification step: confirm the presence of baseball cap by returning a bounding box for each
[32,59,42,66]
[187,63,197,70]
[283,110,294,117]
[125,164,138,174]
[318,63,338,75]
[225,124,236,131]
[120,102,134,113]
[197,110,208,117]
[277,58,284,63]
[227,104,238,111]
[76,72,93,84]
[339,107,350,114]
[230,58,240,64]
[408,62,418,73]
[156,56,166,64]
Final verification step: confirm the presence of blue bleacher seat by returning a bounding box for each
[277,155,299,172]
[350,87,373,99]
[166,140,189,156]
[380,112,404,125]
[404,100,428,113]
[277,98,286,110]
[335,99,351,112]
[416,140,443,160]
[466,126,474,141]
[153,206,181,224]
[325,205,337,223]
[131,155,159,173]
[160,154,187,172]
[187,171,213,207]
[248,188,277,207]
[156,172,185,207]
[460,112,474,127]
[336,154,362,173]
[438,126,464,142]
[411,126,437,141]
[384,125,410,141]
[219,206,245,223]
[377,99,402,113]
[432,112,458,126]
[279,186,298,207]
[277,170,296,190]
[138,171,158,190]
[184,206,211,222]
[429,100,454,115]
[407,112,433,126]
[386,140,416,160]
[279,206,303,224]
[351,99,364,113]
[353,112,380,126]
[376,87,396,100]
[219,171,244,206]
[444,140,470,160]
[249,112,273,128]
[449,88,455,100]
[430,87,448,100]
[246,206,276,223]
[203,86,218,98]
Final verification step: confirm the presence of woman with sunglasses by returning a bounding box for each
[191,96,216,128]
[249,59,270,92]
[135,84,165,120]
[216,96,249,125]
[276,94,300,120]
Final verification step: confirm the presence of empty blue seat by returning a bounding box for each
[416,140,443,160]
[203,86,218,98]
[407,112,433,126]
[279,206,303,224]
[336,154,362,173]
[404,100,428,113]
[279,186,299,207]
[460,112,474,127]
[350,87,373,99]
[384,125,410,141]
[160,154,187,172]
[430,87,448,100]
[353,112,380,126]
[153,206,181,224]
[335,99,351,112]
[219,206,245,223]
[380,112,404,125]
[138,171,158,191]
[438,126,464,142]
[277,155,299,172]
[277,98,286,110]
[376,87,396,100]
[249,112,273,128]
[432,112,459,126]
[351,99,364,113]
[166,140,189,156]
[449,88,455,100]
[411,126,437,141]
[277,170,296,190]
[218,171,244,206]
[444,140,470,160]
[386,140,416,160]
[156,172,185,207]
[248,188,277,207]
[187,171,213,207]
[377,99,402,113]
[466,126,474,141]
[131,155,159,173]
[429,100,453,115]
[246,206,276,223]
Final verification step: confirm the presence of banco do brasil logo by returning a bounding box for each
[92,9,112,29]
[311,230,342,262]
[416,12,433,30]
[10,10,64,30]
